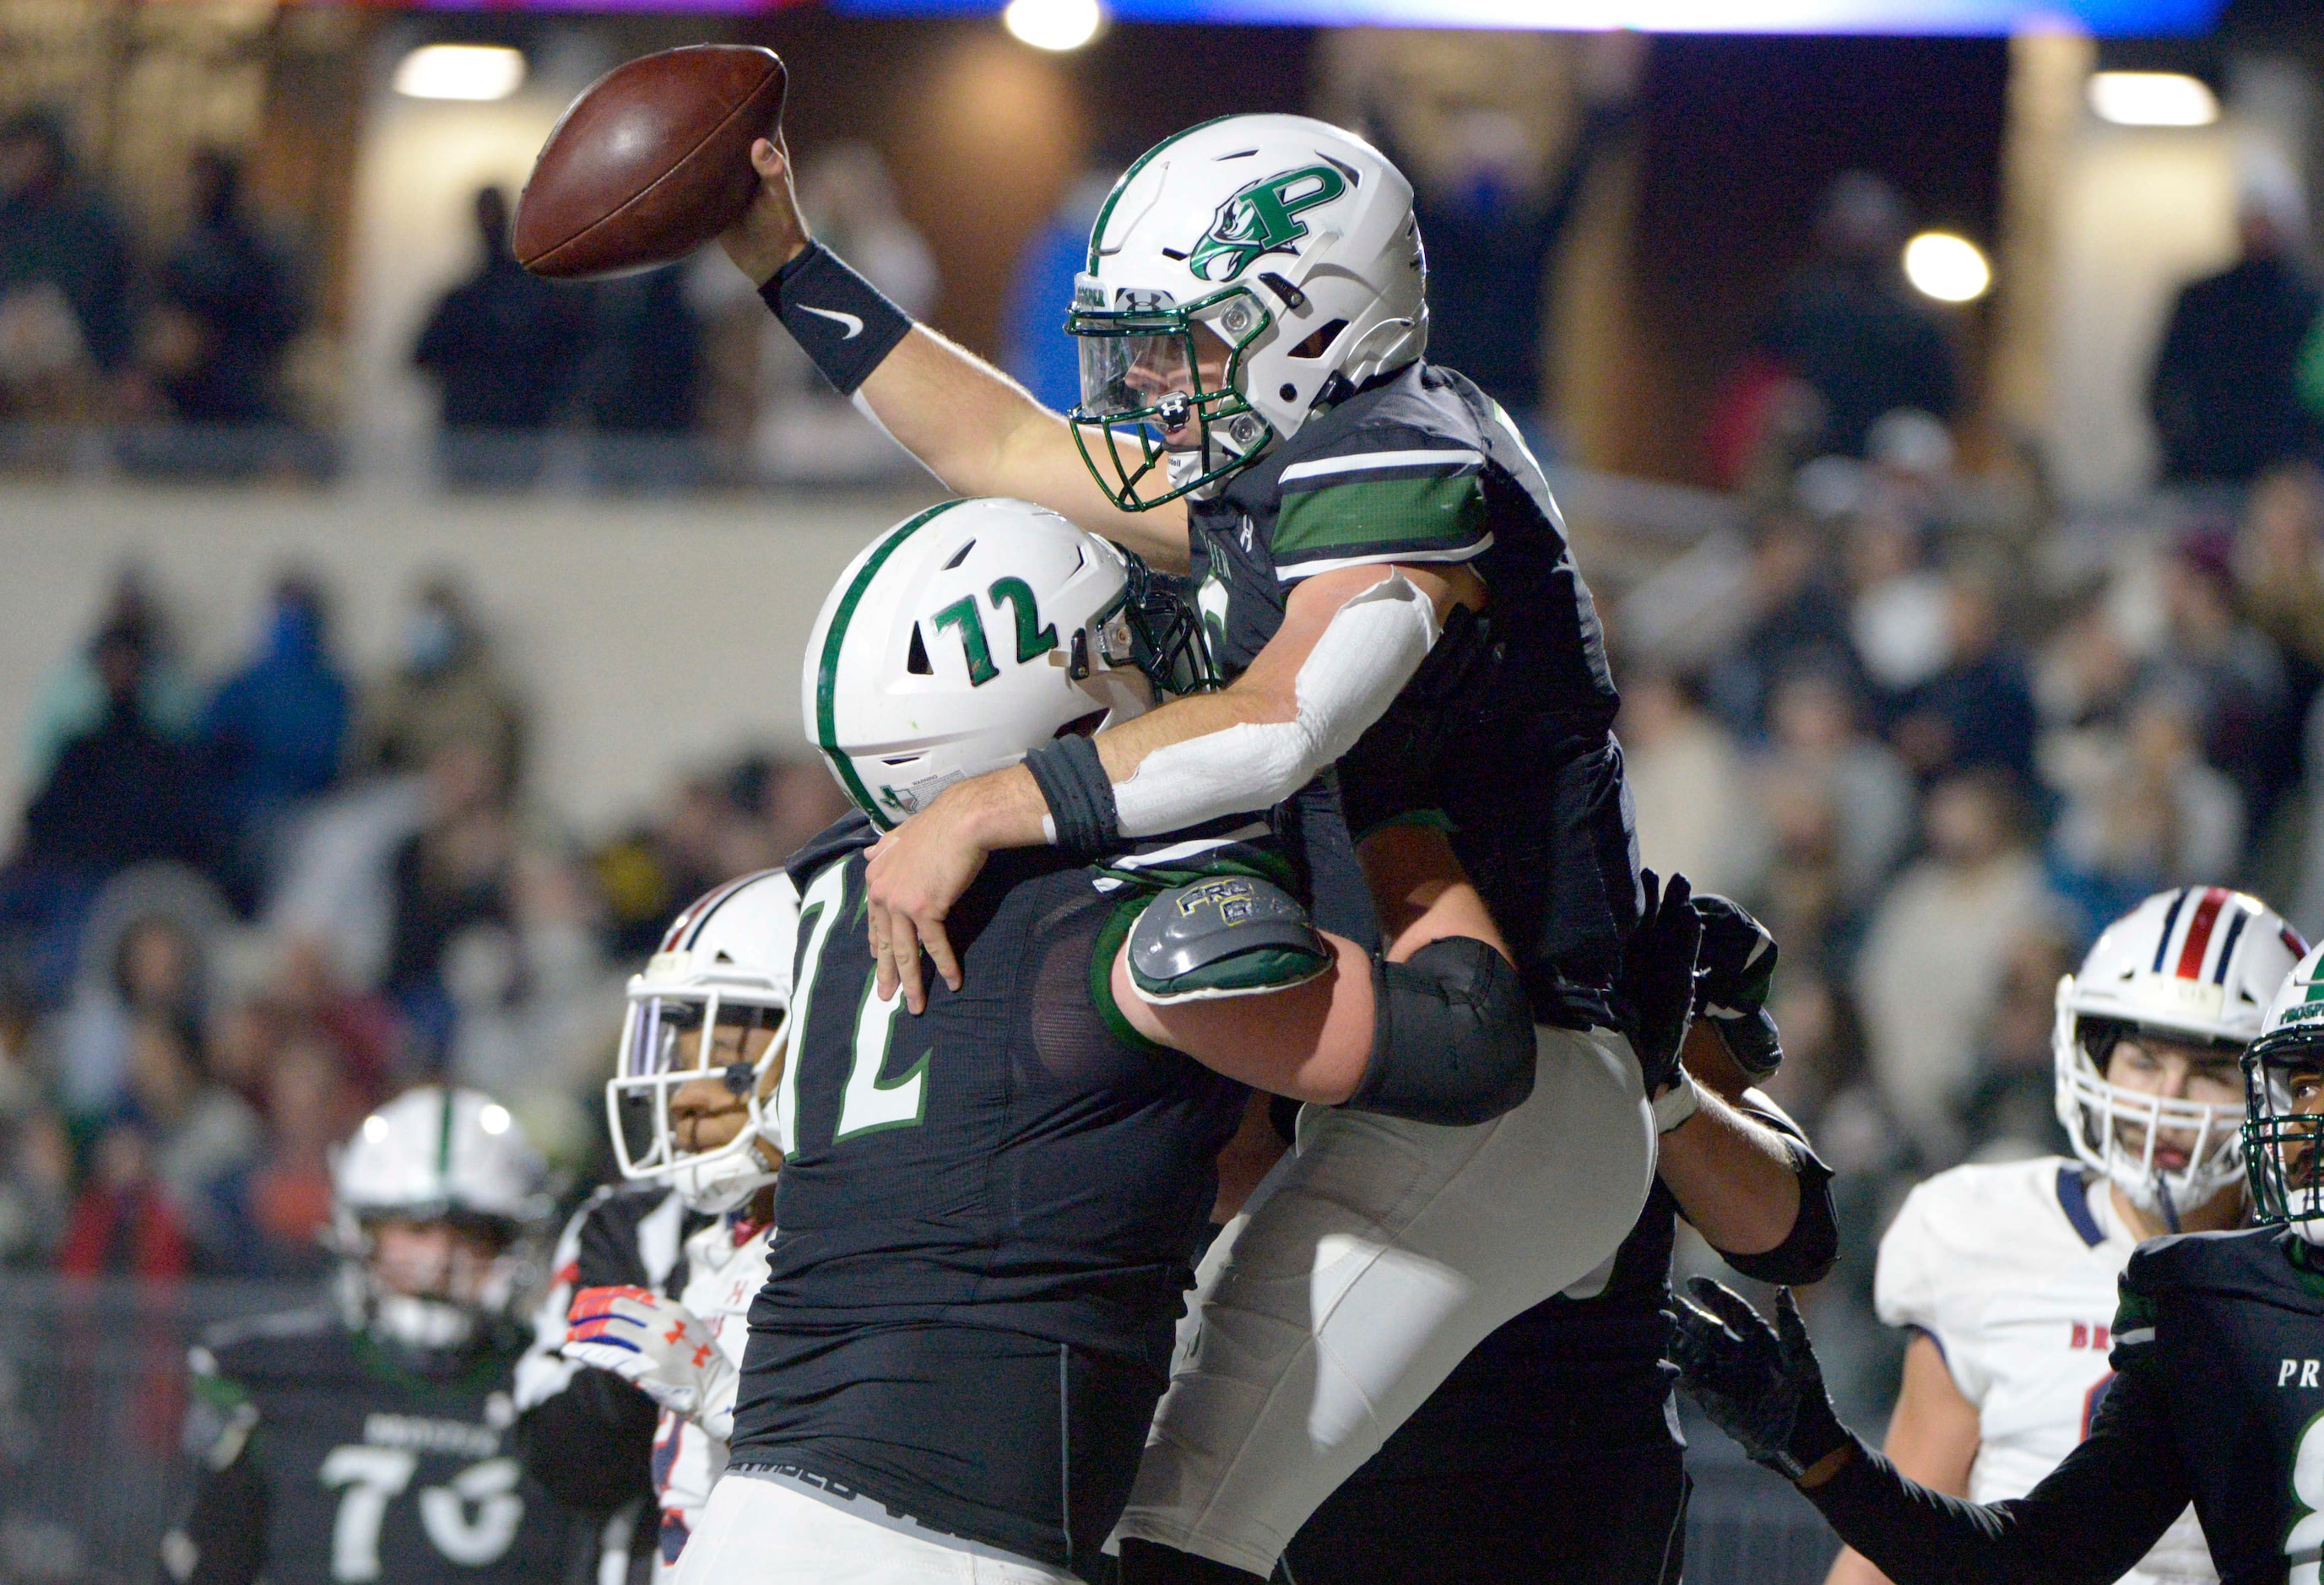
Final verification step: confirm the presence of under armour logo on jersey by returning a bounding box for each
[794,305,864,339]
[1239,521,1254,554]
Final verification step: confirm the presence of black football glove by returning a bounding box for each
[1692,895,1783,1081]
[1617,868,1701,1095]
[1667,1277,1850,1482]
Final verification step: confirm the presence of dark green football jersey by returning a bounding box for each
[166,1311,604,1585]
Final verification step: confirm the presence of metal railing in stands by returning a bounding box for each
[0,1276,1837,1585]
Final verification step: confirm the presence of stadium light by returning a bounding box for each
[1903,232,1991,303]
[1004,0,1104,51]
[394,44,528,102]
[2086,72,2218,127]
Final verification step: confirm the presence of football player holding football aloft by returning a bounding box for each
[556,868,797,1580]
[1825,887,2305,1585]
[161,1088,609,1585]
[719,110,1799,1585]
[1671,930,2324,1585]
[673,497,1605,1585]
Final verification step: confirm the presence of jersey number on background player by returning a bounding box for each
[2289,1409,2324,1585]
[783,863,929,1145]
[317,1447,523,1582]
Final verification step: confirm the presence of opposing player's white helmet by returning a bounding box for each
[1067,113,1426,510]
[2053,887,2305,1216]
[609,868,795,1214]
[332,1085,552,1348]
[807,498,1189,829]
[2245,943,2324,1244]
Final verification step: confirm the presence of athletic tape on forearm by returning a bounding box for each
[1024,734,1120,860]
[1112,574,1441,838]
[759,241,913,396]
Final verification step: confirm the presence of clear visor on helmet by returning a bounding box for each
[608,988,786,1184]
[1064,297,1269,513]
[1075,324,1201,425]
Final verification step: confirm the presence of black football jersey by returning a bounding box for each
[1185,359,1635,1025]
[1811,1225,2324,1585]
[725,814,1253,1569]
[165,1311,604,1585]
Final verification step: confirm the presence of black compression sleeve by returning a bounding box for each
[170,1452,268,1585]
[1806,1366,2191,1585]
[1721,1138,1839,1286]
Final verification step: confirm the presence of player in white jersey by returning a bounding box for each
[556,869,798,1579]
[1827,885,2305,1585]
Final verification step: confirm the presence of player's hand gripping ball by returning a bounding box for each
[515,45,787,279]
[562,1285,739,1440]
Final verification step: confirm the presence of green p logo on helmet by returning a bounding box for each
[1187,164,1349,284]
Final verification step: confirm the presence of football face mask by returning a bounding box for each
[609,987,787,1212]
[1067,287,1273,513]
[2244,1037,2324,1241]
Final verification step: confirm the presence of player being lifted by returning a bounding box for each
[1672,928,2324,1585]
[717,111,1788,1582]
[162,1087,609,1585]
[1826,887,2304,1585]
[669,498,1631,1584]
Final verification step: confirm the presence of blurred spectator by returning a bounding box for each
[57,1121,188,1279]
[122,1012,259,1270]
[382,767,516,1068]
[16,624,230,885]
[198,572,350,849]
[2155,527,2291,814]
[1003,164,1120,413]
[1620,665,1769,900]
[241,1037,348,1274]
[414,187,587,488]
[1855,772,2058,1161]
[2238,462,2324,711]
[1889,565,2037,787]
[1844,501,1951,706]
[0,991,68,1265]
[800,143,938,327]
[138,150,302,425]
[52,908,209,1124]
[1953,924,2077,1158]
[344,577,525,793]
[1704,513,1863,738]
[1754,171,1958,459]
[0,108,131,418]
[22,565,198,789]
[1759,665,1915,903]
[578,264,700,486]
[2053,684,2245,907]
[2153,167,2317,486]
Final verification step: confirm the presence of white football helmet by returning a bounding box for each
[332,1085,552,1349]
[1067,113,1427,510]
[2246,942,2324,1243]
[2053,887,2305,1218]
[609,868,796,1214]
[806,498,1183,828]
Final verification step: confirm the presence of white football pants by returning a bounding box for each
[1113,1023,1657,1577]
[673,1473,1079,1585]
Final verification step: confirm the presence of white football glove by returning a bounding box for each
[561,1285,739,1442]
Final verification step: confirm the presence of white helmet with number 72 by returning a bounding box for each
[2053,886,2306,1217]
[804,497,1205,830]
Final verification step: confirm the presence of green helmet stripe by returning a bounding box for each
[815,499,970,826]
[436,1087,454,1193]
[1086,114,1238,274]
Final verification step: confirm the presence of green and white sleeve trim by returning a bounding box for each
[1276,447,1485,486]
[1272,447,1492,581]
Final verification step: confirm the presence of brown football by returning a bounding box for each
[515,44,786,280]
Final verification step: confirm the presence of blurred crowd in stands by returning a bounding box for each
[0,562,847,1279]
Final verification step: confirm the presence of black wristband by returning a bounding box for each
[759,241,913,395]
[1024,735,1120,861]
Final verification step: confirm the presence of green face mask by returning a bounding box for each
[2243,1036,2324,1230]
[1065,286,1274,513]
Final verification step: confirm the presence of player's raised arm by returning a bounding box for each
[718,136,1188,567]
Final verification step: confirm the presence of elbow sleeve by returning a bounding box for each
[1722,1139,1839,1286]
[1113,574,1440,839]
[1346,937,1536,1127]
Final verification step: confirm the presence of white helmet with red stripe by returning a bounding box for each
[2053,885,2306,1215]
[607,869,797,1214]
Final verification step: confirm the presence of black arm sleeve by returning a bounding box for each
[1805,1365,2192,1585]
[168,1452,268,1585]
[1698,1091,1840,1286]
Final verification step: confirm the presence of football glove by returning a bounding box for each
[562,1285,738,1442]
[1692,895,1783,1080]
[1617,868,1701,1095]
[1667,1277,1849,1482]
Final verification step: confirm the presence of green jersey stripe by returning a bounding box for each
[1272,472,1490,562]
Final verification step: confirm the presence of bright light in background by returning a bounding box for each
[394,45,528,102]
[2086,71,2218,127]
[1004,0,1104,50]
[1903,232,1991,303]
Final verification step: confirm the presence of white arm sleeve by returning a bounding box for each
[1111,572,1441,839]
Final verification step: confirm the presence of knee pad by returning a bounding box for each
[1346,937,1535,1127]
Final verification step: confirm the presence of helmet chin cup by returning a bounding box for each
[371,1292,479,1350]
[669,1147,778,1216]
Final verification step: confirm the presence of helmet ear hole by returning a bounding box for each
[1288,318,1348,360]
[907,626,933,677]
